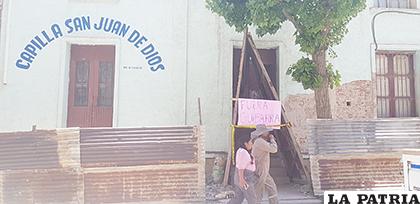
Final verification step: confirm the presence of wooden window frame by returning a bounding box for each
[376,51,417,118]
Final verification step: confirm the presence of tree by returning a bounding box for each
[206,0,366,119]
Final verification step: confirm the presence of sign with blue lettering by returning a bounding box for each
[403,154,420,191]
[16,16,165,72]
[411,164,420,169]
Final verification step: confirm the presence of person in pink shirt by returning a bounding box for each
[228,134,257,204]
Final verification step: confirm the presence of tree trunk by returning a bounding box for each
[313,50,332,119]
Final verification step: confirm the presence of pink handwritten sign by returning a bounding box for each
[238,98,281,129]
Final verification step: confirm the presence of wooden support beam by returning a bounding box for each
[247,34,311,183]
[223,29,248,186]
[232,31,248,124]
[247,35,279,100]
[281,107,311,182]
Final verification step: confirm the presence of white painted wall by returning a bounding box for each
[0,0,188,129]
[0,0,420,152]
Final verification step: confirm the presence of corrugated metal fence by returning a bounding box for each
[308,119,420,195]
[0,126,205,203]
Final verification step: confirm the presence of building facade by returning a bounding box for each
[0,0,419,154]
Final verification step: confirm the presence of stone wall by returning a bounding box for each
[205,152,227,185]
[283,80,376,154]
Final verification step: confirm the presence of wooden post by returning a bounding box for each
[197,97,203,126]
[232,29,248,124]
[222,29,248,186]
[247,34,311,182]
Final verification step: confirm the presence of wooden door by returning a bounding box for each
[232,48,300,184]
[67,45,115,127]
[233,48,278,99]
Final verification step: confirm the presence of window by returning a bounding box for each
[97,61,114,106]
[376,52,417,118]
[74,61,90,106]
[375,0,417,9]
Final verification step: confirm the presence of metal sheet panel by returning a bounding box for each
[0,129,80,170]
[2,169,83,204]
[308,119,420,155]
[81,126,205,202]
[310,154,403,195]
[84,166,201,203]
[0,126,204,203]
[308,119,420,195]
[80,127,198,167]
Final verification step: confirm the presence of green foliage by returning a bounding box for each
[206,0,252,32]
[286,57,322,90]
[326,62,342,89]
[207,0,366,52]
[286,57,341,90]
[206,0,366,90]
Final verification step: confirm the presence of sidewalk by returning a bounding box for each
[274,185,322,204]
[206,184,322,204]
